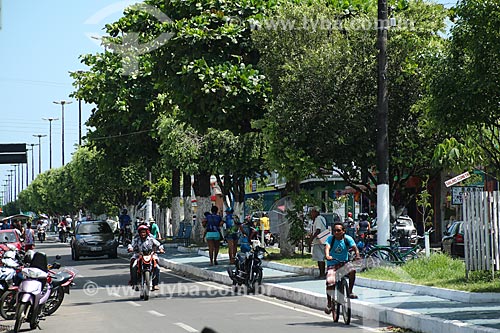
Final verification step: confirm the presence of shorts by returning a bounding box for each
[206,231,221,241]
[326,262,355,287]
[226,233,239,241]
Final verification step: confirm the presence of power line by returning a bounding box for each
[91,129,155,141]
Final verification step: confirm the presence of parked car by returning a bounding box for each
[394,215,418,245]
[369,215,417,245]
[70,221,118,260]
[441,221,464,258]
[0,230,23,253]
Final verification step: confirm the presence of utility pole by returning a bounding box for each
[376,0,390,246]
[53,100,72,165]
[33,134,47,175]
[42,117,59,169]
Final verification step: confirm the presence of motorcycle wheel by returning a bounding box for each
[0,290,16,320]
[14,302,29,333]
[29,303,39,329]
[143,271,151,301]
[44,289,65,316]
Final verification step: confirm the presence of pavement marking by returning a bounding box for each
[245,295,379,332]
[174,322,198,332]
[110,293,121,297]
[148,310,166,317]
[127,301,142,307]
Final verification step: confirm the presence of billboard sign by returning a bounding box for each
[451,186,483,205]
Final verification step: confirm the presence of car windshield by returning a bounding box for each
[0,232,17,243]
[78,223,111,235]
[397,218,413,226]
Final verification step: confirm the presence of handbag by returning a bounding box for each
[317,228,332,244]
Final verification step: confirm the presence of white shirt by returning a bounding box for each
[311,215,327,245]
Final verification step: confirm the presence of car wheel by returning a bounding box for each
[72,248,80,261]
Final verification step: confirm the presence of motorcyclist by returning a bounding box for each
[127,225,164,291]
[356,212,371,244]
[119,209,132,244]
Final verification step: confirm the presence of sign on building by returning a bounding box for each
[445,171,471,187]
[451,186,483,205]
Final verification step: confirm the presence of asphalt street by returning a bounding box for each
[2,242,406,333]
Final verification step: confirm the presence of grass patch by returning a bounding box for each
[265,251,316,268]
[359,253,500,292]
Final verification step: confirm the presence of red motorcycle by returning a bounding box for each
[136,250,158,301]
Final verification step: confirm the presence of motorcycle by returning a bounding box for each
[264,231,279,247]
[37,226,46,243]
[120,225,133,246]
[227,240,266,293]
[135,249,159,301]
[12,252,52,332]
[43,263,76,316]
[58,226,67,243]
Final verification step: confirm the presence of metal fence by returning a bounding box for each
[462,191,500,277]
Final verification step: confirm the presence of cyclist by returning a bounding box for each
[324,222,360,318]
[356,212,371,244]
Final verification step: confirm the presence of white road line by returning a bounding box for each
[245,295,379,332]
[174,322,198,332]
[110,293,121,297]
[148,310,166,317]
[127,301,141,307]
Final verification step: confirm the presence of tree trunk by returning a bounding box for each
[183,172,192,225]
[193,171,211,243]
[279,196,295,257]
[171,169,181,237]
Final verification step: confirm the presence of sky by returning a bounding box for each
[0,0,137,200]
[0,0,454,202]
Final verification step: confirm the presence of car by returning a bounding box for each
[441,221,464,258]
[393,215,418,245]
[0,229,23,253]
[70,221,118,260]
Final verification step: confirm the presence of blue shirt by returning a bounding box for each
[206,214,222,232]
[119,214,131,229]
[325,234,355,267]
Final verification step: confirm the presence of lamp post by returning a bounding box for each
[10,165,17,200]
[53,100,72,166]
[42,117,59,169]
[32,134,47,175]
[28,143,38,181]
[7,170,13,202]
[25,147,31,187]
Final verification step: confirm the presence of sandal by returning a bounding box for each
[348,293,358,299]
[324,305,332,314]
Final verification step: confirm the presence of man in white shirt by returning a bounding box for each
[308,207,327,279]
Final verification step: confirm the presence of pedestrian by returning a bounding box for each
[223,207,239,264]
[24,221,35,251]
[204,206,223,266]
[308,207,327,279]
[149,217,161,240]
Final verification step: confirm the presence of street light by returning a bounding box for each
[10,165,17,200]
[32,134,47,175]
[42,117,59,169]
[53,100,73,166]
[28,143,38,181]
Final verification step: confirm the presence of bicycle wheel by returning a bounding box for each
[364,248,397,269]
[340,278,351,325]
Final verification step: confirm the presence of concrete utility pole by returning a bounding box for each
[28,143,38,181]
[53,100,72,166]
[376,0,390,245]
[42,117,59,169]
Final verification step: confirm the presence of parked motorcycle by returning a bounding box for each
[43,264,76,316]
[227,240,266,293]
[136,249,158,301]
[12,252,52,332]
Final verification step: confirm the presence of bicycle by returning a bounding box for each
[327,262,352,325]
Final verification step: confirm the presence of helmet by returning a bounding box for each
[3,251,16,260]
[24,250,35,265]
[359,212,369,220]
[122,209,128,214]
[348,212,353,217]
[138,225,149,232]
[225,207,234,213]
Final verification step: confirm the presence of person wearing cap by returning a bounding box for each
[149,217,161,240]
[223,207,239,264]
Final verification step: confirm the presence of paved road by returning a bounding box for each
[3,242,403,333]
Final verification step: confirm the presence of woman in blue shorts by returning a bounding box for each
[204,206,223,266]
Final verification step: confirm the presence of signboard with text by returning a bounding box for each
[445,171,471,187]
[451,186,483,205]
